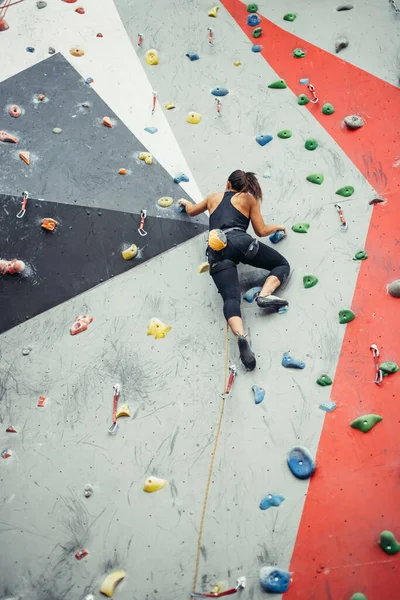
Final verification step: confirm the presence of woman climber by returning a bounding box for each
[178,170,290,371]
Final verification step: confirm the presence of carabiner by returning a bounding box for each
[334,203,348,231]
[16,191,28,219]
[307,83,319,104]
[370,344,383,385]
[138,209,147,236]
[220,365,237,398]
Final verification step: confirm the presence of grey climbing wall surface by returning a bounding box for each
[1,0,399,599]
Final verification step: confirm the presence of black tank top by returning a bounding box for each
[209,191,250,232]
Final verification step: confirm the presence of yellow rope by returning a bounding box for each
[191,323,230,596]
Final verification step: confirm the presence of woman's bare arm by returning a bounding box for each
[249,197,286,237]
[178,197,209,216]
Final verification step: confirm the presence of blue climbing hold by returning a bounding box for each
[282,352,305,369]
[260,567,291,593]
[186,52,200,61]
[26,46,35,53]
[300,78,309,85]
[243,286,262,302]
[252,385,265,404]
[247,13,261,26]
[256,134,273,147]
[259,494,285,510]
[251,44,262,52]
[144,127,158,134]
[173,174,189,184]
[211,87,229,97]
[287,446,315,479]
[319,401,337,413]
[269,230,285,244]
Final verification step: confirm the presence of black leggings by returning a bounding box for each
[209,231,290,321]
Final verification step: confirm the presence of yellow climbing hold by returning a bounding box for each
[147,318,172,339]
[99,570,126,598]
[145,49,159,65]
[158,196,174,207]
[233,60,242,66]
[165,102,175,110]
[187,111,202,124]
[197,261,210,274]
[116,403,131,418]
[121,244,138,261]
[208,6,219,17]
[143,476,167,493]
[139,152,153,165]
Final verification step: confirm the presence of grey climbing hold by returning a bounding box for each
[337,4,353,10]
[344,115,364,130]
[252,385,265,404]
[211,87,229,97]
[48,47,56,54]
[259,494,285,510]
[244,286,262,302]
[186,52,200,61]
[335,37,349,53]
[256,134,273,146]
[52,127,62,134]
[22,346,32,356]
[282,352,305,369]
[37,0,47,8]
[84,484,93,498]
[319,401,337,412]
[388,280,400,298]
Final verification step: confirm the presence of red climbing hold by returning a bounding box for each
[75,6,85,13]
[0,131,18,143]
[70,314,93,336]
[37,396,47,407]
[62,0,77,3]
[0,18,9,32]
[38,93,45,101]
[6,426,17,433]
[96,32,103,37]
[9,105,21,118]
[75,549,88,560]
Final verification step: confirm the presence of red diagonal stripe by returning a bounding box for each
[221,2,400,598]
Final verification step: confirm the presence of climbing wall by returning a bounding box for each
[0,1,399,600]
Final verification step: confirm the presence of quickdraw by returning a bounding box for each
[220,365,236,399]
[138,209,147,236]
[137,32,143,46]
[370,344,383,385]
[307,83,319,104]
[190,577,246,598]
[207,26,214,45]
[215,98,222,115]
[152,91,157,115]
[108,384,120,434]
[16,190,28,218]
[334,203,348,231]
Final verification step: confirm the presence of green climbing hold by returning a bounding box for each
[306,173,324,185]
[353,250,368,261]
[293,48,306,58]
[305,138,318,151]
[322,103,335,115]
[292,222,309,233]
[297,94,309,105]
[350,414,382,433]
[252,27,262,38]
[247,3,258,12]
[350,594,368,600]
[277,130,292,139]
[303,275,318,289]
[268,79,287,89]
[339,309,355,324]
[336,185,354,197]
[283,13,296,21]
[379,531,400,555]
[380,361,399,376]
[316,374,332,386]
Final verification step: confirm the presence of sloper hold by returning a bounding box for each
[259,494,285,510]
[186,52,200,61]
[143,476,167,492]
[116,404,131,418]
[292,222,309,233]
[379,531,400,555]
[256,134,273,146]
[252,384,265,404]
[322,103,335,115]
[380,361,399,376]
[337,3,353,9]
[158,197,173,208]
[211,86,229,97]
[187,112,202,124]
[122,244,137,260]
[268,79,287,89]
[307,173,324,184]
[260,567,291,593]
[243,286,262,302]
[298,94,309,105]
[99,570,127,597]
[388,279,400,298]
[339,309,355,324]
[336,185,354,197]
[316,374,332,386]
[305,138,318,150]
[283,13,296,21]
[19,151,30,165]
[344,115,364,129]
[350,414,382,433]
[282,352,305,369]
[353,250,368,261]
[277,129,292,139]
[287,446,315,479]
[269,229,285,243]
[70,47,84,57]
[147,318,172,339]
[303,275,318,288]
[208,6,219,17]
[247,13,260,25]
[197,261,210,274]
[145,49,159,65]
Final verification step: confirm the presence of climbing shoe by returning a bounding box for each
[256,294,288,310]
[237,334,256,371]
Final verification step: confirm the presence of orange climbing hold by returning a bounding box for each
[75,6,85,13]
[70,47,84,57]
[38,94,45,101]
[0,18,9,31]
[0,131,18,143]
[19,151,30,165]
[118,168,127,175]
[63,0,77,3]
[9,105,21,118]
[70,314,93,336]
[102,116,112,128]
[37,396,47,407]
[41,218,58,231]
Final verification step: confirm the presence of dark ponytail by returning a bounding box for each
[227,169,263,202]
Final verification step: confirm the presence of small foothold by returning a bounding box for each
[388,280,400,298]
[233,60,242,66]
[145,49,159,65]
[22,347,32,355]
[380,361,399,376]
[260,567,291,593]
[75,549,88,560]
[300,78,309,84]
[186,52,200,61]
[97,33,103,37]
[0,18,9,31]
[369,197,384,205]
[165,101,175,110]
[197,262,210,274]
[70,47,84,57]
[243,286,262,302]
[351,414,382,433]
[19,151,30,165]
[353,250,368,261]
[208,6,219,17]
[143,476,167,493]
[252,385,265,405]
[339,309,355,324]
[260,494,284,510]
[277,129,292,139]
[9,105,21,118]
[319,401,337,412]
[297,94,310,105]
[158,196,173,208]
[251,44,262,52]
[173,174,189,184]
[6,426,17,433]
[121,244,137,261]
[48,47,56,54]
[256,134,273,146]
[305,138,318,150]
[316,374,332,386]
[287,446,315,479]
[322,103,335,115]
[337,4,353,9]
[84,484,93,497]
[75,6,85,13]
[85,77,94,85]
[336,185,354,197]
[186,112,202,124]
[52,127,62,134]
[37,1,47,8]
[307,173,324,184]
[139,151,153,165]
[303,275,318,288]
[282,352,305,369]
[247,3,258,12]
[99,570,127,597]
[268,79,287,89]
[1,449,12,459]
[0,131,18,143]
[211,86,229,97]
[344,115,364,130]
[269,230,285,244]
[335,37,349,53]
[26,47,35,53]
[147,318,172,339]
[293,48,306,58]
[116,403,131,418]
[41,218,57,231]
[70,314,93,336]
[350,595,368,600]
[292,222,309,233]
[252,27,262,38]
[247,13,260,25]
[144,127,158,134]
[379,531,400,555]
[283,13,296,21]
[102,116,112,128]
[118,168,127,175]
